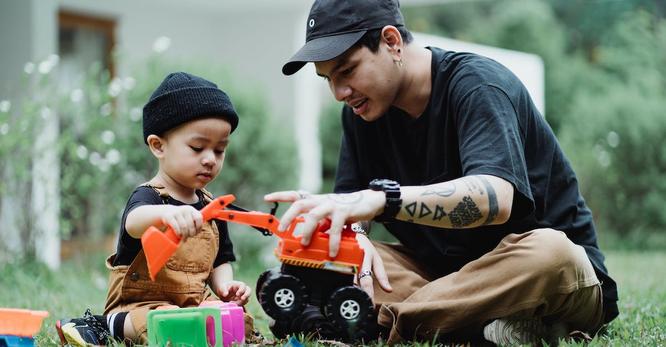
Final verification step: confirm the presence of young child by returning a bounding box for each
[56,72,253,345]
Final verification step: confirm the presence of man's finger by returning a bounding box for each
[327,212,346,257]
[298,203,333,246]
[296,213,319,246]
[277,199,316,231]
[372,252,392,292]
[264,191,300,202]
[359,274,374,301]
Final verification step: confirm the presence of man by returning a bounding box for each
[266,0,618,344]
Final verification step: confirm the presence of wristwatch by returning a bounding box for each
[368,179,402,222]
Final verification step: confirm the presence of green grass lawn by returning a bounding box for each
[1,250,664,346]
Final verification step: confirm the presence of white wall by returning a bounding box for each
[58,0,305,121]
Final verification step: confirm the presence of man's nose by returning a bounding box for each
[333,83,352,102]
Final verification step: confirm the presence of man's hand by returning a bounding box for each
[264,189,385,257]
[216,280,251,306]
[354,234,392,302]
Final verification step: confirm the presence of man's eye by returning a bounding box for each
[190,146,203,152]
[341,67,354,75]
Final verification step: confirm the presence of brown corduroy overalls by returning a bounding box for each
[104,185,253,343]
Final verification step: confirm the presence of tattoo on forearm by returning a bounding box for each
[405,202,417,217]
[328,192,363,204]
[463,178,482,194]
[421,182,456,197]
[419,203,432,218]
[477,176,498,225]
[433,205,447,221]
[449,196,482,227]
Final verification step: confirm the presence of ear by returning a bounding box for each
[380,25,403,57]
[147,134,167,158]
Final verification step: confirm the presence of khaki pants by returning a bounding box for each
[373,228,604,344]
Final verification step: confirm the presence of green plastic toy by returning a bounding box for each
[147,307,222,347]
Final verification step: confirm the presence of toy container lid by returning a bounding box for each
[0,309,49,337]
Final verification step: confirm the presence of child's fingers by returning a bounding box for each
[241,286,252,300]
[219,284,229,297]
[192,210,203,231]
[163,216,185,239]
[174,214,194,238]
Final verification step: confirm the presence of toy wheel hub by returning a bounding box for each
[274,288,295,308]
[339,299,360,320]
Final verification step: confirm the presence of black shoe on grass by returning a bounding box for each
[55,309,110,347]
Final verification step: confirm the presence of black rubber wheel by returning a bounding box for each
[293,305,337,340]
[324,286,374,340]
[255,268,276,303]
[259,273,308,320]
[268,317,291,339]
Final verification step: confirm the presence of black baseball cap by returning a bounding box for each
[282,0,405,76]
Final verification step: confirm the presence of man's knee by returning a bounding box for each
[520,229,590,281]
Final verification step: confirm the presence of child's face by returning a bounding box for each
[159,117,232,190]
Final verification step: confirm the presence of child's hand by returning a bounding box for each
[216,280,251,306]
[161,205,203,239]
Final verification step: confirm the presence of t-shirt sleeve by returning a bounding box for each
[455,84,534,218]
[114,186,164,266]
[334,110,363,193]
[121,186,164,235]
[213,220,236,266]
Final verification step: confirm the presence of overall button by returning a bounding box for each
[130,272,140,281]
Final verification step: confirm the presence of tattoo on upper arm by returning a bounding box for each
[421,182,456,197]
[449,196,482,227]
[327,192,363,204]
[477,176,499,225]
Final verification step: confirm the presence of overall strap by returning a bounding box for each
[199,188,214,204]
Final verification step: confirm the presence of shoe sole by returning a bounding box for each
[55,320,68,346]
[59,322,89,347]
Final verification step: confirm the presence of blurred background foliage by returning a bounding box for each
[320,0,666,249]
[0,54,296,258]
[1,0,664,264]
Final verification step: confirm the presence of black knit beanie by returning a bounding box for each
[142,72,239,144]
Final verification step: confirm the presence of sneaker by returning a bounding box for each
[55,309,110,347]
[483,318,567,346]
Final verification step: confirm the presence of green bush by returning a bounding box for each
[559,11,666,248]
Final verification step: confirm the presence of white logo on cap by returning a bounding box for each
[309,19,315,28]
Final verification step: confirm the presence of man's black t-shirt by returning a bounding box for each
[112,186,236,267]
[334,47,618,322]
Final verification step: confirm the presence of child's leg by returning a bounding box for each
[123,314,137,341]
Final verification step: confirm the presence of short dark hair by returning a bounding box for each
[355,26,414,53]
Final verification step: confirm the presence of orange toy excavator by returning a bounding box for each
[141,194,375,342]
[141,194,364,280]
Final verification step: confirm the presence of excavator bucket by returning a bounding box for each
[142,226,180,281]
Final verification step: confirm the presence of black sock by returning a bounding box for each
[106,312,128,341]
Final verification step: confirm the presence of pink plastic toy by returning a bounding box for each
[199,301,245,346]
